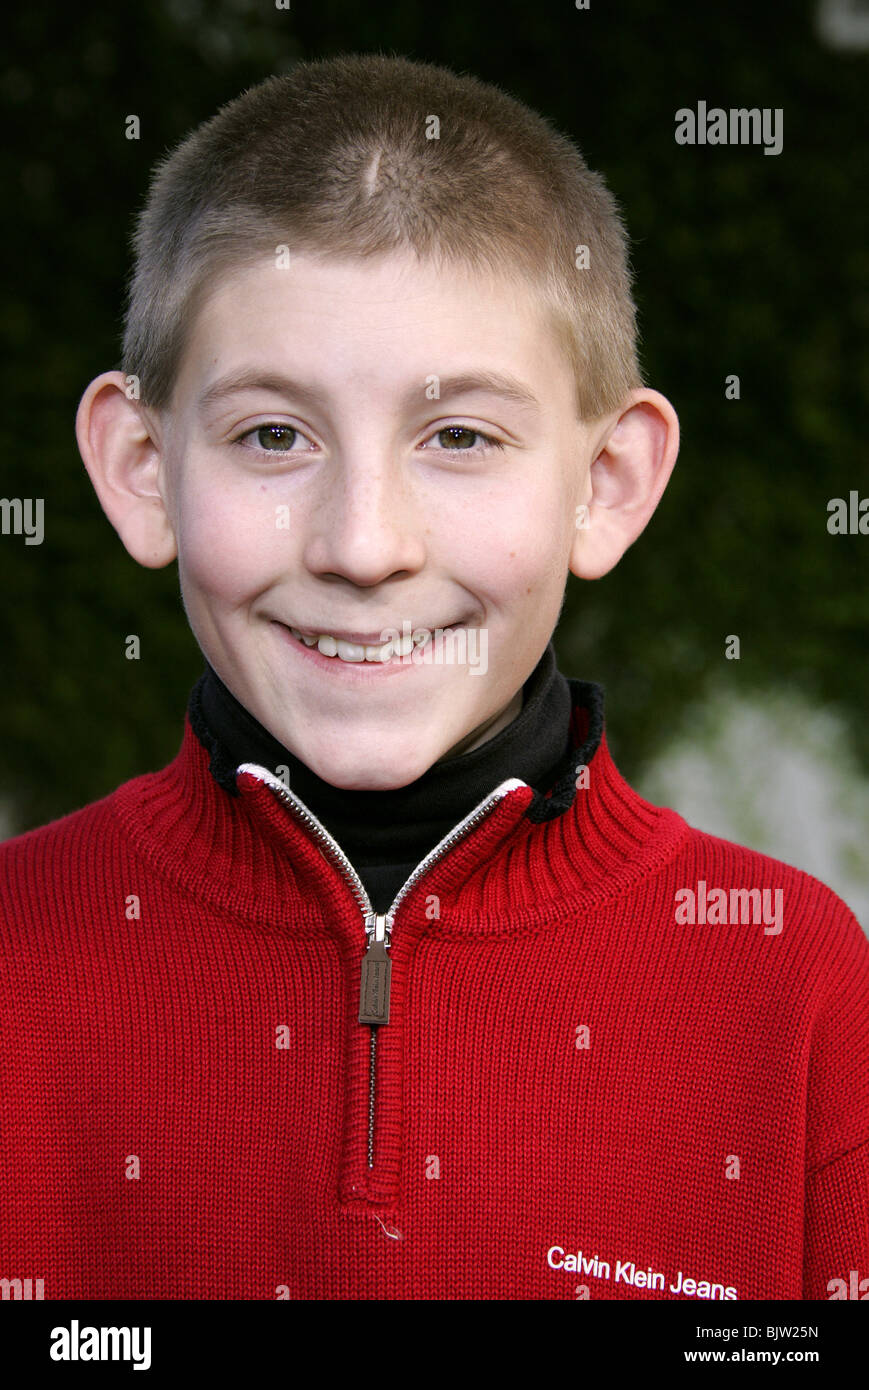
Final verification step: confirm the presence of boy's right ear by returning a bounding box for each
[75,370,177,569]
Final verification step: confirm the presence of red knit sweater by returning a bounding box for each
[0,703,867,1301]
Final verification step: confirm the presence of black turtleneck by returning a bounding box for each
[188,642,602,913]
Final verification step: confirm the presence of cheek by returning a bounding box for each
[460,480,572,605]
[174,469,284,602]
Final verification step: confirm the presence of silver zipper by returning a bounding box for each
[237,763,526,1170]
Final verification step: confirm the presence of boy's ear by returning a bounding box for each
[570,388,679,580]
[75,370,177,569]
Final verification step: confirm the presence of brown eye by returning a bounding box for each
[254,425,298,451]
[438,426,478,450]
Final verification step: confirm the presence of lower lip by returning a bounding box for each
[273,623,452,678]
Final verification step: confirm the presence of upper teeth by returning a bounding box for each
[287,627,434,663]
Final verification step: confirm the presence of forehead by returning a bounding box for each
[176,250,574,413]
[196,247,539,329]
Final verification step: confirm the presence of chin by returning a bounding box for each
[307,749,436,793]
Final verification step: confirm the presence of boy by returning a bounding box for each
[0,53,866,1301]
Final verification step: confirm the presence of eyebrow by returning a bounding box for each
[197,367,542,417]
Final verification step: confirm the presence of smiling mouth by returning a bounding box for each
[282,624,465,665]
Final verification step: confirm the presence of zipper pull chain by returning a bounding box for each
[359,914,392,1025]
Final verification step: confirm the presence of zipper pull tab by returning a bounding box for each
[359,914,391,1025]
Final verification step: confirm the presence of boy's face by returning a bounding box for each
[153,250,603,790]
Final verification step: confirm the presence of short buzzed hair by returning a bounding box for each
[122,52,642,418]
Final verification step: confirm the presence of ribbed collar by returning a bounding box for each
[107,677,689,942]
[189,643,602,913]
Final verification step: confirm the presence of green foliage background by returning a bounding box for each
[1,0,866,830]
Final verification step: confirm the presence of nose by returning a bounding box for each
[301,451,427,587]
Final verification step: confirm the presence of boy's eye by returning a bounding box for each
[425,426,504,455]
[236,424,304,453]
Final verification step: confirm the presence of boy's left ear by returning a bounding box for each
[569,388,679,580]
